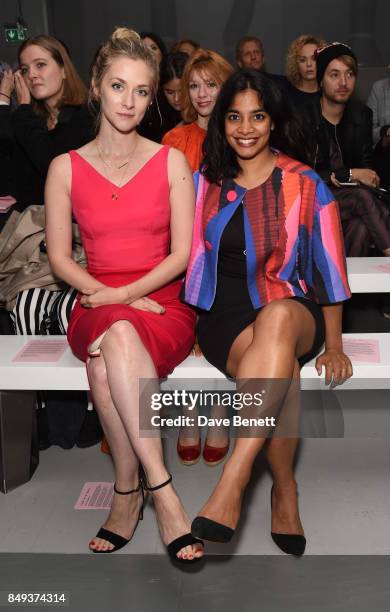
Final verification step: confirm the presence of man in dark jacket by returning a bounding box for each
[298,42,390,258]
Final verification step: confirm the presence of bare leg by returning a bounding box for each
[195,300,315,532]
[88,321,203,559]
[87,354,142,552]
[265,361,304,537]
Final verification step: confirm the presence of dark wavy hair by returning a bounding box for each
[160,51,189,86]
[139,31,168,62]
[202,69,306,184]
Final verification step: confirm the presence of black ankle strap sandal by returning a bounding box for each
[142,474,172,492]
[143,473,204,564]
[114,482,143,495]
[90,481,145,554]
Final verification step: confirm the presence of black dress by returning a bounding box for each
[196,194,325,377]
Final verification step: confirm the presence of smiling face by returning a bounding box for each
[224,89,273,160]
[297,43,318,83]
[188,69,220,118]
[19,44,65,104]
[95,56,153,133]
[163,77,182,111]
[142,36,163,65]
[321,57,356,104]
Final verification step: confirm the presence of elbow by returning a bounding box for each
[47,256,62,279]
[47,253,68,280]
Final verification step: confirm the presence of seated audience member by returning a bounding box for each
[138,51,188,143]
[367,73,390,187]
[140,32,167,66]
[235,35,288,92]
[46,26,204,562]
[0,62,15,222]
[0,61,16,333]
[2,35,94,329]
[183,69,352,554]
[0,35,100,449]
[298,42,390,257]
[171,39,200,56]
[162,48,234,172]
[285,34,326,107]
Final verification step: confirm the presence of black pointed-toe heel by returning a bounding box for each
[143,474,204,564]
[191,516,234,543]
[270,486,306,556]
[90,481,145,554]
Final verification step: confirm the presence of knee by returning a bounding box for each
[256,300,297,334]
[354,189,378,213]
[87,357,108,388]
[102,320,138,356]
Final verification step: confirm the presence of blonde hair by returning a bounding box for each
[181,48,234,123]
[90,27,159,101]
[335,54,358,75]
[18,35,87,116]
[286,34,326,86]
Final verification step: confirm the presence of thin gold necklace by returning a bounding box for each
[95,138,138,200]
[95,139,134,169]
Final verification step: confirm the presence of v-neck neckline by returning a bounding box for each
[72,146,165,191]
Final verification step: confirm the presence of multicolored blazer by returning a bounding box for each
[183,152,351,311]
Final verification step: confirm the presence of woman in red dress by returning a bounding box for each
[45,28,203,563]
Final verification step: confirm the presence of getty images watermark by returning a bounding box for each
[148,389,276,428]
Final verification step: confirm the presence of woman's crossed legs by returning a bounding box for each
[87,320,203,560]
[194,298,317,538]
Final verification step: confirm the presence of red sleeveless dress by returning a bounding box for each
[67,146,196,377]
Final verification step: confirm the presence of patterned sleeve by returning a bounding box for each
[311,178,351,305]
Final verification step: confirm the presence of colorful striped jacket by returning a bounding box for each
[183,152,351,310]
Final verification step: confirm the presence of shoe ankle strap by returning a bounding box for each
[113,482,142,495]
[142,473,172,492]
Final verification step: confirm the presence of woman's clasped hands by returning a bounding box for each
[80,286,165,313]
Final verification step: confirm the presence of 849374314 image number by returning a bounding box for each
[0,591,69,606]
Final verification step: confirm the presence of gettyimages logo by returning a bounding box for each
[142,389,277,432]
[149,389,266,411]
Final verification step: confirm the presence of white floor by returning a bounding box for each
[1,434,390,555]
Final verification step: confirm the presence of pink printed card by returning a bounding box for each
[12,339,68,363]
[372,263,390,274]
[342,338,380,363]
[74,482,114,510]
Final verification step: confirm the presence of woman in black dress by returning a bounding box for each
[183,70,353,554]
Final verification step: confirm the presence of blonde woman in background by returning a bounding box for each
[286,34,326,108]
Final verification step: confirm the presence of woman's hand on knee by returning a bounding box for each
[315,349,353,387]
[130,297,165,314]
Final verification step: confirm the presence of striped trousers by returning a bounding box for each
[11,286,78,335]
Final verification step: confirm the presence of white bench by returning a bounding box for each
[0,257,389,493]
[346,257,390,293]
[1,333,390,391]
